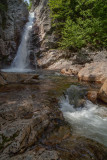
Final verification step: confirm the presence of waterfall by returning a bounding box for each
[11,12,34,72]
[1,12,35,73]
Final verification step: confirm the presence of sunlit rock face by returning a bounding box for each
[0,0,28,67]
[78,62,107,83]
[99,79,107,103]
[32,0,58,53]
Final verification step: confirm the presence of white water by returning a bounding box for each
[60,96,107,146]
[2,12,35,73]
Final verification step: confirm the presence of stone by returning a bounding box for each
[0,72,39,84]
[33,0,56,52]
[66,85,87,108]
[0,108,50,156]
[38,50,64,68]
[0,75,7,85]
[78,62,107,83]
[87,91,98,103]
[99,79,107,103]
[17,100,33,119]
[61,68,72,75]
[61,65,82,76]
[10,149,60,160]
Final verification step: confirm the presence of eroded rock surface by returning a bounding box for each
[0,84,51,159]
[78,62,107,83]
[0,72,107,160]
[0,0,28,67]
[87,91,98,103]
[32,0,57,52]
[99,79,107,103]
[0,75,7,85]
[0,72,39,85]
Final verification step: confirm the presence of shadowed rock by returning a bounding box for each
[0,72,39,84]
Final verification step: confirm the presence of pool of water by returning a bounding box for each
[1,68,36,73]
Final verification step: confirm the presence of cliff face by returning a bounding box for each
[32,0,58,53]
[0,0,28,67]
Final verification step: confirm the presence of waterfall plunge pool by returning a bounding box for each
[1,68,36,73]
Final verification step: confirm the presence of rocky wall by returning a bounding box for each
[0,0,28,67]
[32,0,58,53]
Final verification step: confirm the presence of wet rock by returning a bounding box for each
[99,79,107,103]
[0,110,50,156]
[87,91,98,103]
[0,75,7,85]
[17,100,33,119]
[78,62,107,83]
[10,149,60,160]
[59,136,107,160]
[66,85,87,108]
[35,149,60,160]
[40,124,107,160]
[0,90,50,158]
[0,72,39,84]
[0,99,33,121]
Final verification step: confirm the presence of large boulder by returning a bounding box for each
[0,72,39,84]
[99,79,107,103]
[78,62,107,83]
[65,85,87,108]
[87,91,98,103]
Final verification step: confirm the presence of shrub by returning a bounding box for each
[49,0,107,50]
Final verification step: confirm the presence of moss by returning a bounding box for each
[0,3,6,11]
[2,17,6,29]
[0,0,8,30]
[0,132,19,150]
[0,0,8,12]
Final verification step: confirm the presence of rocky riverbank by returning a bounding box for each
[0,71,107,160]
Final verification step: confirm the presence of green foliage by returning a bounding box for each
[24,0,33,11]
[0,0,8,29]
[28,0,33,11]
[0,3,6,11]
[49,0,107,50]
[0,0,7,12]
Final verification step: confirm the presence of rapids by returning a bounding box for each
[60,88,107,147]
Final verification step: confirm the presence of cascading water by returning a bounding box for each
[1,12,35,73]
[60,86,107,147]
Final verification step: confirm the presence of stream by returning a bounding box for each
[0,71,107,159]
